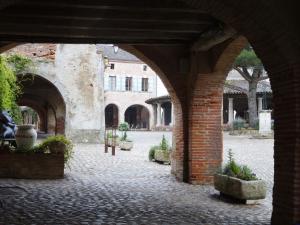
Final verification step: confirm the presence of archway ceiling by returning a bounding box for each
[0,0,232,48]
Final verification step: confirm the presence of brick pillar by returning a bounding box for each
[189,72,224,184]
[271,64,300,225]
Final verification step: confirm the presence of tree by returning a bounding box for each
[231,48,268,128]
[0,54,32,123]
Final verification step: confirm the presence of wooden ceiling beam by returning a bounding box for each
[1,16,211,34]
[0,23,199,40]
[1,5,214,25]
[18,0,203,13]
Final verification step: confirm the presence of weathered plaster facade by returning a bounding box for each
[7,44,105,143]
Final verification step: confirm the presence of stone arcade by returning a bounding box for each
[0,1,299,224]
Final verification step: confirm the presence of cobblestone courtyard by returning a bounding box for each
[0,132,274,225]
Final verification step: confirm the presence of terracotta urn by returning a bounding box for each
[15,124,37,150]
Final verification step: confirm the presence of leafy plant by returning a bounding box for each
[33,135,74,167]
[118,122,129,131]
[0,54,33,124]
[148,145,160,161]
[221,149,258,181]
[160,135,169,151]
[232,117,246,130]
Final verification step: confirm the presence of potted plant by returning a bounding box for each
[214,149,267,204]
[119,131,133,150]
[148,135,171,164]
[0,135,74,179]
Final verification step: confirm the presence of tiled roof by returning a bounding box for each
[96,44,141,62]
[224,80,272,94]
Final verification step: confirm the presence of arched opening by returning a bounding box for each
[0,1,298,224]
[124,104,149,130]
[105,104,119,128]
[18,74,66,135]
[20,106,41,130]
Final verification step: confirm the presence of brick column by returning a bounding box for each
[271,64,300,225]
[189,72,224,184]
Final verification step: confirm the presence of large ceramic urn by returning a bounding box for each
[15,125,37,150]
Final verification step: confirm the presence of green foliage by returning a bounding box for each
[33,135,74,167]
[148,145,160,161]
[0,56,20,110]
[234,49,262,68]
[149,135,171,162]
[160,135,169,151]
[120,131,127,141]
[232,117,246,130]
[0,54,33,124]
[118,122,129,131]
[221,149,258,181]
[6,54,33,74]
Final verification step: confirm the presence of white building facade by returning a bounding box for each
[99,45,160,130]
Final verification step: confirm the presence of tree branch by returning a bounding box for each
[233,66,252,82]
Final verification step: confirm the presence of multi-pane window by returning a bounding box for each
[141,78,148,92]
[125,77,132,91]
[109,76,116,91]
[110,63,115,69]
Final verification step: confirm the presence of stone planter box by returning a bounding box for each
[154,150,170,164]
[119,141,133,150]
[0,152,64,179]
[214,174,267,203]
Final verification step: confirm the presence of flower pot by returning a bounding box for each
[154,149,170,164]
[214,174,267,202]
[119,141,133,150]
[15,124,37,150]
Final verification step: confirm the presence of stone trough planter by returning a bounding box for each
[214,174,267,204]
[154,150,170,164]
[119,141,133,150]
[0,152,64,179]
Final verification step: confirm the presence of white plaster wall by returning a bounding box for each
[54,44,104,142]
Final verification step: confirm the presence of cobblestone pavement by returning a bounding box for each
[0,131,274,225]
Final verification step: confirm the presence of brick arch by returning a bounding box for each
[119,45,185,180]
[177,2,299,224]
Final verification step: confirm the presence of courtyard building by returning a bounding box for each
[0,1,299,224]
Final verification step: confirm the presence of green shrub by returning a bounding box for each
[149,145,160,161]
[33,135,74,167]
[160,135,169,151]
[118,122,129,131]
[232,117,246,130]
[221,149,257,181]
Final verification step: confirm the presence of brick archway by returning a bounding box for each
[0,1,299,223]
